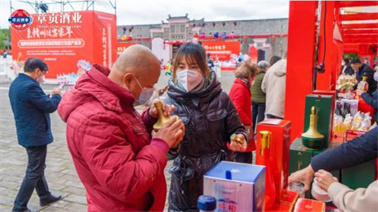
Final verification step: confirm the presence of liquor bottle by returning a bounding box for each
[259,131,276,209]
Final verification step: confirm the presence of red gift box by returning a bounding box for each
[294,198,325,212]
[256,119,291,208]
[345,130,366,141]
[266,203,293,212]
[281,189,299,206]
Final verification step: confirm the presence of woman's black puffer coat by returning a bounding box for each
[165,71,247,211]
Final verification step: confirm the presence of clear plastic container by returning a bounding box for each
[288,182,305,198]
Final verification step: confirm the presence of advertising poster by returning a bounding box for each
[10,10,116,81]
[202,40,241,71]
[116,42,137,57]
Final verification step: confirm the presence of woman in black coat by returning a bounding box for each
[165,43,248,211]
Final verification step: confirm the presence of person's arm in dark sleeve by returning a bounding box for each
[27,85,61,113]
[311,128,378,172]
[361,91,378,110]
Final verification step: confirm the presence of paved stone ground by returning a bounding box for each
[0,71,235,211]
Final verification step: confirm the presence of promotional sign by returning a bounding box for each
[116,42,137,56]
[202,40,241,71]
[10,10,116,80]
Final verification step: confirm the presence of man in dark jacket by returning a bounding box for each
[361,83,378,123]
[9,58,62,212]
[207,53,214,71]
[351,58,376,94]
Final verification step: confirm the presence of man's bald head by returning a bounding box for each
[108,45,161,100]
[111,45,160,78]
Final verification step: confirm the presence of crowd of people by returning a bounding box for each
[8,43,378,212]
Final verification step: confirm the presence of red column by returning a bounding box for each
[284,1,317,141]
[316,1,336,90]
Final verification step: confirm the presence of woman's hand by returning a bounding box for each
[314,169,338,191]
[230,134,247,152]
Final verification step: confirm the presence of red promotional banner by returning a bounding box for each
[10,10,116,80]
[116,42,137,56]
[202,40,241,70]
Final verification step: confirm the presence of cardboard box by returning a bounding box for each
[303,94,333,149]
[204,161,266,212]
[294,198,325,212]
[256,119,291,204]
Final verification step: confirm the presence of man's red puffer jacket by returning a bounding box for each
[58,64,168,211]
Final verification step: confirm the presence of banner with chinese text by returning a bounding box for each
[116,42,137,57]
[202,40,240,71]
[10,10,116,80]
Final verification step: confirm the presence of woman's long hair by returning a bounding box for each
[172,42,211,83]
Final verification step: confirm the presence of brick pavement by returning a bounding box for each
[0,71,235,211]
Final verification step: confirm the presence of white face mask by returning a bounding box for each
[374,71,378,82]
[132,75,155,106]
[36,75,45,84]
[176,70,203,92]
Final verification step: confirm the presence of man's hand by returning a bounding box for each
[314,169,338,191]
[230,134,247,152]
[149,100,175,119]
[153,116,185,148]
[288,165,315,191]
[51,87,62,96]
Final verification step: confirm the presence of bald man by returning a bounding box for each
[58,45,185,211]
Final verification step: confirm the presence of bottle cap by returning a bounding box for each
[197,195,216,210]
[225,170,232,180]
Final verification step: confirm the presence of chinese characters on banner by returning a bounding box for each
[202,41,241,71]
[116,43,137,56]
[11,11,116,80]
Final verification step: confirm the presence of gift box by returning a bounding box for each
[345,130,366,141]
[281,189,299,205]
[256,119,291,205]
[340,99,358,117]
[342,159,376,189]
[265,202,293,212]
[294,198,325,212]
[289,138,341,199]
[313,90,336,133]
[303,95,333,149]
[203,161,266,212]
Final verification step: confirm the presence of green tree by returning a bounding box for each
[0,28,11,50]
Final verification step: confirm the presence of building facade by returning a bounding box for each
[117,14,288,63]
